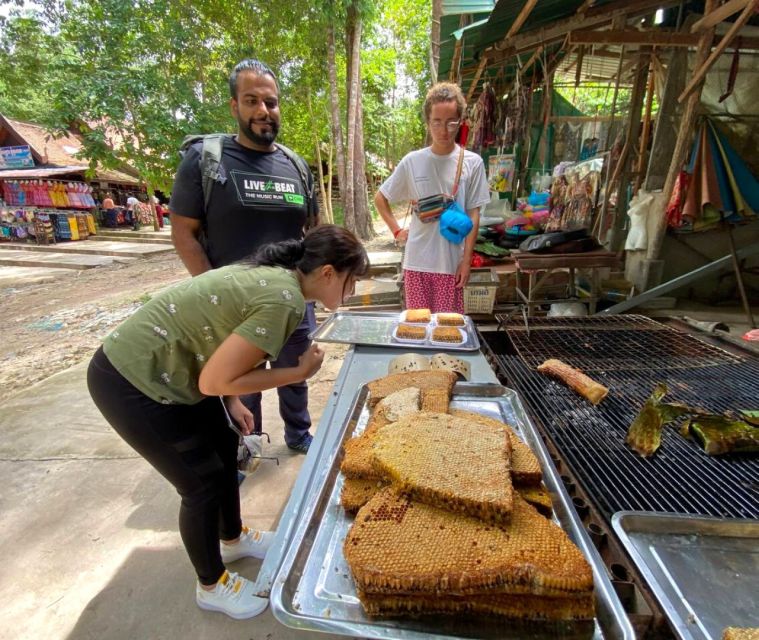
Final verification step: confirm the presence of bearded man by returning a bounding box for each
[169,58,319,453]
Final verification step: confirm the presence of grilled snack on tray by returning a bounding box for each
[371,412,514,523]
[420,388,450,413]
[450,409,543,486]
[516,485,553,517]
[341,477,390,514]
[537,359,609,405]
[396,323,427,340]
[344,489,594,612]
[367,370,457,407]
[342,410,542,514]
[375,387,421,422]
[723,629,759,640]
[405,308,431,323]
[436,313,466,326]
[431,326,464,343]
[357,589,595,621]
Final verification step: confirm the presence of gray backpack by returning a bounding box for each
[179,133,318,229]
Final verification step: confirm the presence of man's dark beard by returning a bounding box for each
[238,117,279,146]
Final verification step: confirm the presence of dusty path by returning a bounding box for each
[0,223,396,400]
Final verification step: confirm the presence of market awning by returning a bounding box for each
[0,164,140,185]
[0,165,91,179]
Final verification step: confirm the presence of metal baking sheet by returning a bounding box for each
[612,512,759,640]
[310,311,480,351]
[271,383,634,640]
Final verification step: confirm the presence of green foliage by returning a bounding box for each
[0,0,430,193]
[556,83,633,117]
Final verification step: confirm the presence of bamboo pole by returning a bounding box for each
[648,0,717,261]
[678,0,759,102]
[635,57,656,192]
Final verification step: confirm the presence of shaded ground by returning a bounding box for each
[0,221,396,400]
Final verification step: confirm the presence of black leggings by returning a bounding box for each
[87,347,240,585]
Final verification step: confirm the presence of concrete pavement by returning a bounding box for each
[0,355,347,640]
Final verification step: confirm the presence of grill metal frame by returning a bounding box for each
[481,316,759,521]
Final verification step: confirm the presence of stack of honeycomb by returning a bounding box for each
[339,371,594,621]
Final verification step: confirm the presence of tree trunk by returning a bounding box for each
[326,23,347,215]
[326,140,334,222]
[353,77,374,239]
[307,89,332,224]
[343,3,361,233]
[431,0,443,82]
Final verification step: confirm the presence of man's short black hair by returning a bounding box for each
[229,59,278,98]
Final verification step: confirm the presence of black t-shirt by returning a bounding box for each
[169,137,314,267]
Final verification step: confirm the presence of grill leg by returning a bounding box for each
[726,226,756,329]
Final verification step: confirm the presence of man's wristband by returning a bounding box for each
[393,228,402,238]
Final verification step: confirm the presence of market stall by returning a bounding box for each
[233,308,759,640]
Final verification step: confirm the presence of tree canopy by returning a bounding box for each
[0,0,431,202]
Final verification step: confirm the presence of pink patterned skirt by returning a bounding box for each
[403,269,464,314]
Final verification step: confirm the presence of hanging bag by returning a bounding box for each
[414,146,466,223]
[438,147,473,244]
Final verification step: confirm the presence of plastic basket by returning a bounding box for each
[463,269,499,314]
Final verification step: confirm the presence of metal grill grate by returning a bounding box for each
[480,326,759,521]
[497,315,743,370]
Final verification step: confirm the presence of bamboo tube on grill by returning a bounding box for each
[536,359,609,405]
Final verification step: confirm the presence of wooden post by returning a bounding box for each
[691,0,752,32]
[678,0,759,103]
[466,56,488,102]
[648,0,717,262]
[506,0,539,40]
[635,57,656,192]
[608,49,650,252]
[643,47,687,191]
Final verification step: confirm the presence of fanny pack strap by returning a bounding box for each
[450,146,465,198]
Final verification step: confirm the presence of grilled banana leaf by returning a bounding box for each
[683,415,759,455]
[626,383,668,457]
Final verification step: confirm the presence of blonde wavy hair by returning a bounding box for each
[423,82,466,122]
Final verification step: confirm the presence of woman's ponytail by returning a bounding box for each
[247,225,369,279]
[252,238,306,269]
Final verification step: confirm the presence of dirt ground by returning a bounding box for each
[0,223,397,401]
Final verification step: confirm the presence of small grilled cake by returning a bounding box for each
[436,313,466,326]
[432,326,464,343]
[405,308,431,323]
[396,323,427,340]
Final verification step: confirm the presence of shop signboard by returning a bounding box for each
[0,145,35,169]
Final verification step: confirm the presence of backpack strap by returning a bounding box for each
[179,134,232,212]
[275,143,318,230]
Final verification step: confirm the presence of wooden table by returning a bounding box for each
[512,250,621,315]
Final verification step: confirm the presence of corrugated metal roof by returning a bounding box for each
[442,0,495,16]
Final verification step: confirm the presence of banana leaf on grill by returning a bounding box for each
[681,415,759,455]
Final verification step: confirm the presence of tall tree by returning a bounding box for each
[326,20,347,219]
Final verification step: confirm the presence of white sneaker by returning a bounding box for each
[196,570,268,619]
[220,526,274,563]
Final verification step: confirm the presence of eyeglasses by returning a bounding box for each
[429,119,461,132]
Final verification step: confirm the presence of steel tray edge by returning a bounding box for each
[271,383,634,640]
[611,511,759,640]
[508,390,635,640]
[310,310,481,351]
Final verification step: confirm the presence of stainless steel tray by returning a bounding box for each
[271,383,634,640]
[612,512,759,640]
[310,311,481,351]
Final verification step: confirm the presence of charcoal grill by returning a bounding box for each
[479,315,759,636]
[481,315,759,521]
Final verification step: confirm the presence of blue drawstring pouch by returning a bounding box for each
[439,201,473,244]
